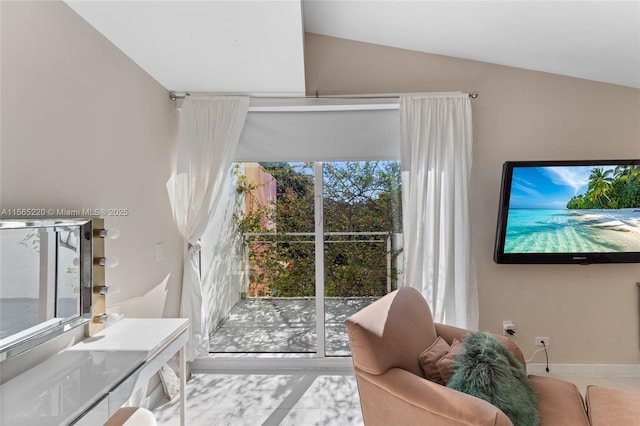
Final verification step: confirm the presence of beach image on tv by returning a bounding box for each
[505,164,640,253]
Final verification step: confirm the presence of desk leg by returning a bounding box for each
[179,346,186,426]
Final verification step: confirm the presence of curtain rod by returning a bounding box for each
[169,91,479,101]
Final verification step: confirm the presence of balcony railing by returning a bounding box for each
[208,231,403,354]
[241,232,401,298]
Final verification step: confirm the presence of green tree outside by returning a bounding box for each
[235,161,402,298]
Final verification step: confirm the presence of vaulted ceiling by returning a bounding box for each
[65,1,640,95]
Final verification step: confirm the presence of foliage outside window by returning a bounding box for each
[233,161,402,298]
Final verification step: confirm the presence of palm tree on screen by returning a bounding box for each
[586,167,613,207]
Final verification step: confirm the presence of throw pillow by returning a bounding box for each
[447,332,539,426]
[436,338,462,383]
[419,336,451,385]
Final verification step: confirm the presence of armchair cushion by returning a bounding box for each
[417,336,462,385]
[447,332,539,426]
[356,367,513,426]
[585,385,639,426]
[529,375,589,426]
[436,338,462,383]
[419,336,451,385]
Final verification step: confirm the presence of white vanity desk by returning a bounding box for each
[0,318,189,426]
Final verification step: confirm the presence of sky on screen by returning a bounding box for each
[509,165,608,209]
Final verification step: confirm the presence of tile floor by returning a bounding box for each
[152,371,362,426]
[209,298,377,355]
[151,370,639,426]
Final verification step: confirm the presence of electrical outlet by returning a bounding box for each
[535,337,550,347]
[155,242,164,261]
[502,320,515,336]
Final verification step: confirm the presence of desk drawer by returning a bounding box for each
[73,395,108,426]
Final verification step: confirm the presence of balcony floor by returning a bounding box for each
[209,297,377,355]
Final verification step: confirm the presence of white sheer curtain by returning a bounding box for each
[399,93,478,329]
[167,96,250,361]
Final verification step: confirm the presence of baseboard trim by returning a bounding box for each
[191,355,354,374]
[192,358,640,377]
[527,363,640,377]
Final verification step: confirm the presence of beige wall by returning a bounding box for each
[1,1,638,367]
[1,1,182,320]
[305,33,640,364]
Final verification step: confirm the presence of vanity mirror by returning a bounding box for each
[0,218,95,361]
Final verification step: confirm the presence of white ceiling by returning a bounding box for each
[65,1,307,96]
[65,1,640,94]
[305,1,640,89]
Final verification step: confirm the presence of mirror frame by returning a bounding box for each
[0,218,94,361]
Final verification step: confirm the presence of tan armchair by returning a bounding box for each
[346,287,590,426]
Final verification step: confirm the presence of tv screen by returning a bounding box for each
[494,160,640,264]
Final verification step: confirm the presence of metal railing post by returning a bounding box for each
[243,236,250,298]
[386,233,392,294]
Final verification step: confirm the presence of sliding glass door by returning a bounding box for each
[207,160,402,356]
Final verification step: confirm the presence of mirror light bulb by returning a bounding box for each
[96,285,121,295]
[97,228,120,239]
[96,256,119,268]
[105,313,123,326]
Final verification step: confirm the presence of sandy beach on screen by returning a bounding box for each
[573,208,640,241]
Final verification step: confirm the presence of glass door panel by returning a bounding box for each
[209,162,318,353]
[323,161,403,356]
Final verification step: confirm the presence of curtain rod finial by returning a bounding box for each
[469,92,479,99]
[170,92,189,110]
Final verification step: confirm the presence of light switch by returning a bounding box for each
[155,242,164,261]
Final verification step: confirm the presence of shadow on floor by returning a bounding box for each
[209,297,377,355]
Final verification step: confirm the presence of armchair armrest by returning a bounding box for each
[434,323,526,368]
[355,367,513,426]
[434,322,470,344]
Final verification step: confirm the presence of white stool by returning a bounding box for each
[103,407,157,426]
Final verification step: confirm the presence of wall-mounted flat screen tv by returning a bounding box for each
[494,159,640,264]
